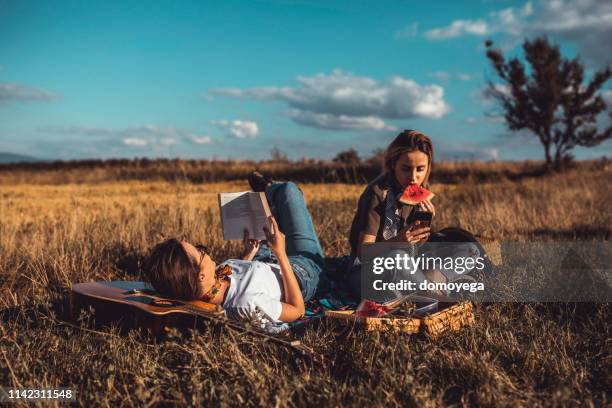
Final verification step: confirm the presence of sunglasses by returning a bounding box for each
[195,244,209,265]
[191,244,209,275]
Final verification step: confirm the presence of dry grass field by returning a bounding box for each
[0,161,610,406]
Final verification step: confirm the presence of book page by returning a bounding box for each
[248,192,272,240]
[218,191,270,240]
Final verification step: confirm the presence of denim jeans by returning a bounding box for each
[252,182,325,301]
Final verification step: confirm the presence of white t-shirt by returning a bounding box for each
[221,259,285,327]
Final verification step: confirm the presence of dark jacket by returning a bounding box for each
[348,173,418,259]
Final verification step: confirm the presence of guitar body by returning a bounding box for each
[70,281,224,335]
[70,280,318,360]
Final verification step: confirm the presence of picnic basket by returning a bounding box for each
[324,309,422,333]
[325,301,474,338]
[422,301,475,338]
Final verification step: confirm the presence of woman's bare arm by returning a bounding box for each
[263,216,305,322]
[276,252,305,322]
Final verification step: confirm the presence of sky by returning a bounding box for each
[0,0,611,161]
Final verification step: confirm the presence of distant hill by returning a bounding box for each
[0,152,41,164]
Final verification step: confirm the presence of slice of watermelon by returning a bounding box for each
[355,299,394,317]
[398,184,434,205]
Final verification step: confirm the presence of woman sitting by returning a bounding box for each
[145,176,325,329]
[346,129,492,299]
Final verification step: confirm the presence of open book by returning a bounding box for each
[218,191,272,241]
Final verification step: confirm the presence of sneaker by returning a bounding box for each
[247,171,273,192]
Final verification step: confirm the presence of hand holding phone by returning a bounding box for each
[400,221,430,244]
[412,210,433,228]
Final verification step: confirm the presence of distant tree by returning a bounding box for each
[366,147,385,165]
[270,147,289,162]
[485,36,611,170]
[333,149,361,165]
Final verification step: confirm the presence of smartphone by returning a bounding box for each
[413,211,433,228]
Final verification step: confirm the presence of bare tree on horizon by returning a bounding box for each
[485,36,611,170]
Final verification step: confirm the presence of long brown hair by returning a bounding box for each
[145,238,202,299]
[383,129,434,187]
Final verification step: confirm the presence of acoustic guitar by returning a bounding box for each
[70,281,317,359]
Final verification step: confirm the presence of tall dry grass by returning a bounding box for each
[1,157,609,185]
[0,163,610,406]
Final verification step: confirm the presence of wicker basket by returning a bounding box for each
[325,301,474,338]
[422,301,475,338]
[324,309,422,333]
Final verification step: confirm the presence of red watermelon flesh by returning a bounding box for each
[399,184,434,205]
[355,300,394,317]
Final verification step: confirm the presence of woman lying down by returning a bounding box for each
[144,178,326,331]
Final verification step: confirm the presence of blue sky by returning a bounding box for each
[0,0,610,161]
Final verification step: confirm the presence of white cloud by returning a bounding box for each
[424,1,612,65]
[485,113,506,124]
[430,71,450,81]
[212,120,259,138]
[190,135,212,144]
[485,115,506,124]
[41,124,182,138]
[602,90,612,107]
[429,72,474,82]
[395,22,419,39]
[424,2,533,40]
[210,70,450,131]
[0,82,57,102]
[476,84,511,103]
[38,125,116,136]
[535,0,610,33]
[440,143,500,160]
[476,147,499,160]
[465,115,506,124]
[425,19,489,40]
[40,124,211,148]
[122,138,148,146]
[158,138,176,146]
[287,110,397,131]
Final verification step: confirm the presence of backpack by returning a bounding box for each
[427,227,498,278]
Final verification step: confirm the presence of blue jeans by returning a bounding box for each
[252,182,325,301]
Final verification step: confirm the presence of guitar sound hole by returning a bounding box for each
[152,299,173,306]
[124,295,183,307]
[151,298,184,307]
